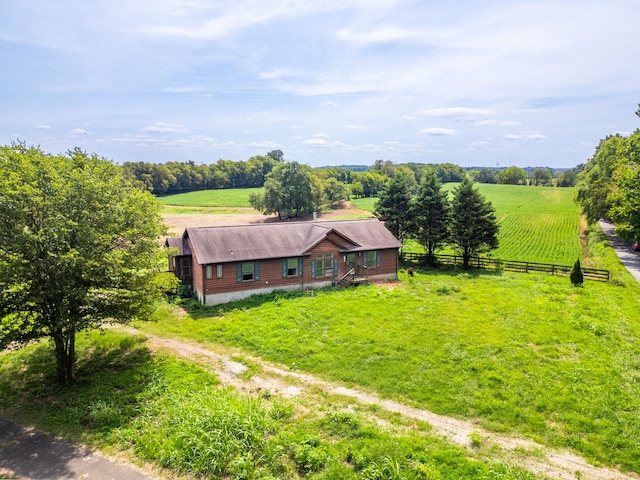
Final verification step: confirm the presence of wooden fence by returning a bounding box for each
[402,253,610,282]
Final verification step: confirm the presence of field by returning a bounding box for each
[355,185,582,265]
[2,185,639,479]
[157,187,262,208]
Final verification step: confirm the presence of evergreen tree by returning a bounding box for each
[412,171,450,265]
[449,177,499,269]
[375,169,416,243]
[570,258,584,286]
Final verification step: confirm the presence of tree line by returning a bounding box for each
[123,151,577,198]
[576,122,640,242]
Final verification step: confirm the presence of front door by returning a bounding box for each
[347,253,356,271]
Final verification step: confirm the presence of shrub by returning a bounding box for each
[570,259,584,286]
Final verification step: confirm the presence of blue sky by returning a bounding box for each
[1,1,639,168]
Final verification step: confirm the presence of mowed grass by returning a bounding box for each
[157,188,262,208]
[139,232,640,474]
[356,185,581,265]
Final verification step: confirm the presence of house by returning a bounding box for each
[166,218,402,305]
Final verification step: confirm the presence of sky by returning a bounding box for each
[1,1,639,169]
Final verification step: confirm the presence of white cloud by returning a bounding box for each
[336,27,420,43]
[70,128,88,135]
[343,124,366,130]
[249,141,283,148]
[504,133,547,141]
[143,123,189,134]
[323,101,338,107]
[420,128,457,136]
[304,138,329,145]
[36,124,52,129]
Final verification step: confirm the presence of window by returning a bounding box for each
[205,265,213,279]
[316,253,334,277]
[364,251,380,268]
[242,262,254,281]
[237,262,260,282]
[217,264,223,278]
[284,257,298,277]
[180,259,191,277]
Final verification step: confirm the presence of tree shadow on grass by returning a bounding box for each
[0,334,159,479]
[0,334,156,443]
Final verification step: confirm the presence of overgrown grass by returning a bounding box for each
[157,188,262,207]
[0,331,538,479]
[140,247,640,474]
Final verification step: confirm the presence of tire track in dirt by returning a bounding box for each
[130,329,638,480]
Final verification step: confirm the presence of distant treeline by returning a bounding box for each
[123,150,578,196]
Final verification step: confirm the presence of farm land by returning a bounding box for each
[2,184,640,480]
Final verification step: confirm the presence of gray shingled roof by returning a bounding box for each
[165,236,191,256]
[176,219,401,265]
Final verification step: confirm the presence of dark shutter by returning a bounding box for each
[282,259,287,278]
[333,258,338,277]
[255,261,260,281]
[311,261,316,279]
[236,263,242,283]
[376,250,381,268]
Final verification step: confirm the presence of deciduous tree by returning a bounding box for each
[249,161,320,219]
[0,144,177,385]
[497,166,528,185]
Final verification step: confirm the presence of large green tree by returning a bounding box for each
[411,171,450,264]
[607,130,640,240]
[497,166,528,185]
[375,168,416,243]
[0,144,177,385]
[249,161,320,219]
[449,178,499,269]
[575,134,630,224]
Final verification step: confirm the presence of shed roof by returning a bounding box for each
[173,218,401,265]
[165,236,191,256]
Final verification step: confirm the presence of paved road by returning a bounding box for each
[598,221,640,283]
[0,418,156,480]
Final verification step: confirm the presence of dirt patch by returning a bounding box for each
[162,204,374,236]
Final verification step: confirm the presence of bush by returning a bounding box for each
[570,259,584,286]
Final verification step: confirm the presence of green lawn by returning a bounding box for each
[136,230,640,474]
[0,330,538,479]
[157,188,262,208]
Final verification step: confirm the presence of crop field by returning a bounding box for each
[474,185,581,264]
[356,185,582,265]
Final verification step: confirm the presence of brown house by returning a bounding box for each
[166,218,402,305]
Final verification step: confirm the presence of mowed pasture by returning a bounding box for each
[355,184,582,265]
[157,188,262,207]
